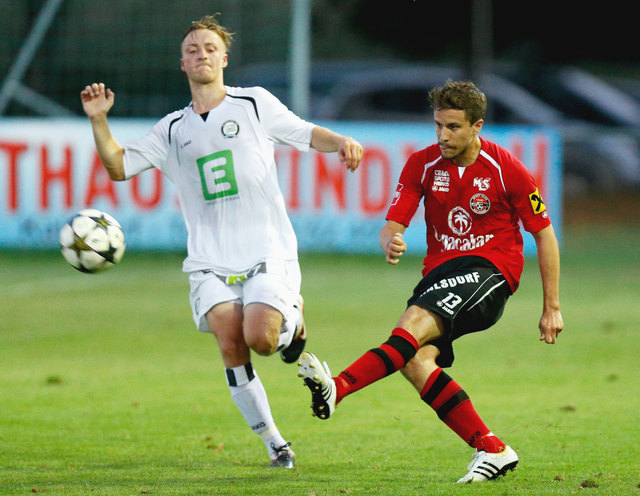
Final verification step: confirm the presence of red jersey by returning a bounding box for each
[386,137,551,293]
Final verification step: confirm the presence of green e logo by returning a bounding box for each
[197,150,238,200]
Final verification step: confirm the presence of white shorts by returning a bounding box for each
[188,259,302,333]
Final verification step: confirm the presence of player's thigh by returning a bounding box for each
[243,260,301,320]
[449,272,511,337]
[206,300,244,339]
[406,259,510,368]
[241,261,301,346]
[396,305,446,346]
[205,301,250,367]
[242,302,284,350]
[189,270,242,333]
[409,264,509,338]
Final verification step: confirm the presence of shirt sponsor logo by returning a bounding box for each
[528,188,546,214]
[432,169,450,192]
[221,120,240,138]
[435,231,495,251]
[470,193,490,214]
[473,177,491,191]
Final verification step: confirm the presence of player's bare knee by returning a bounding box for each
[400,344,440,391]
[244,325,279,356]
[246,335,277,356]
[397,305,445,346]
[243,304,282,355]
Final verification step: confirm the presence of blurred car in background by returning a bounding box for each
[607,75,640,109]
[229,61,640,194]
[494,64,640,128]
[494,63,640,192]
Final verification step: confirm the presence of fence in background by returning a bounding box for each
[0,0,293,118]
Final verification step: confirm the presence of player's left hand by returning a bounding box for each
[539,308,563,344]
[338,137,363,172]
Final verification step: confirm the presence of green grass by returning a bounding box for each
[1,224,640,495]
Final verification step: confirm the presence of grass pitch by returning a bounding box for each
[1,224,639,495]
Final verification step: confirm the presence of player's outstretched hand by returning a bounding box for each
[338,136,363,172]
[80,82,115,118]
[539,308,563,344]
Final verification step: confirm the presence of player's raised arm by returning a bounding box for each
[310,126,363,172]
[80,82,126,181]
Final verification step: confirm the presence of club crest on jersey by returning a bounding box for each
[470,193,490,214]
[448,206,472,235]
[221,120,240,138]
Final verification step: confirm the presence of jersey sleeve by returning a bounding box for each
[503,153,552,233]
[254,87,314,152]
[122,113,174,179]
[385,152,424,227]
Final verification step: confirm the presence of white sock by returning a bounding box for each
[260,424,289,459]
[226,363,286,457]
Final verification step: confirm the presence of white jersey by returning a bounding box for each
[122,86,315,273]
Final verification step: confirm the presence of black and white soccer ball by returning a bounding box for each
[59,209,126,273]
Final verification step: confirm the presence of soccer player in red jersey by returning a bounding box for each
[298,80,563,483]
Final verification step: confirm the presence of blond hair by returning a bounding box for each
[182,13,234,51]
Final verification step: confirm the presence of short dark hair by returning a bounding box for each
[428,80,487,124]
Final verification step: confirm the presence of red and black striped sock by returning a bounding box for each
[335,328,419,404]
[420,368,505,453]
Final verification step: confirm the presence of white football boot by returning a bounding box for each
[456,445,519,483]
[297,352,336,419]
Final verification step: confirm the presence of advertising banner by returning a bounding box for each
[0,119,561,255]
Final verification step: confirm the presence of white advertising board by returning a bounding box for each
[0,119,561,255]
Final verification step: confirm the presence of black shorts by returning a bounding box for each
[407,256,512,368]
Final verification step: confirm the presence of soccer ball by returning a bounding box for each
[59,209,126,273]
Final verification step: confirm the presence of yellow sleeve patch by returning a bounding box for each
[528,189,546,214]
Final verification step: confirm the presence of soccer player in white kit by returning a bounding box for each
[80,14,363,468]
